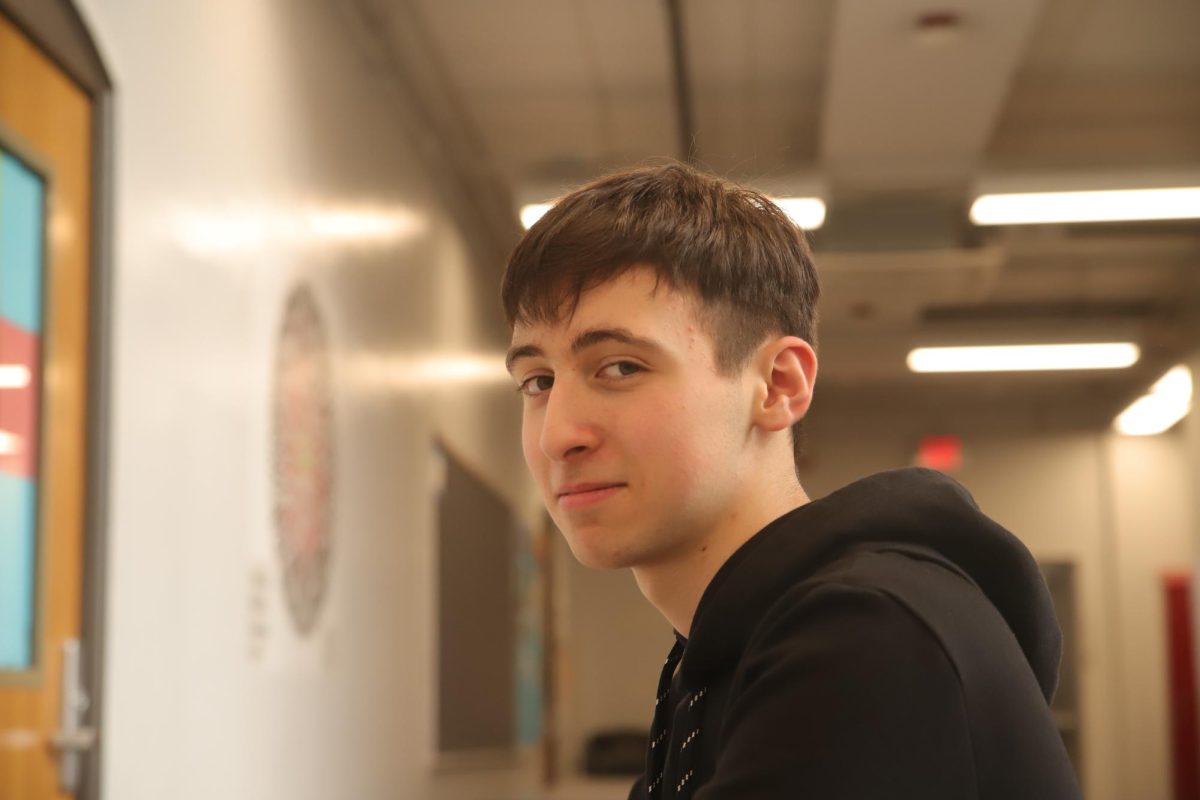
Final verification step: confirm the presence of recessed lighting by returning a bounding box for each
[907,343,1140,373]
[970,187,1200,225]
[1114,365,1193,436]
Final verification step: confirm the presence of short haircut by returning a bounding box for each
[501,160,821,473]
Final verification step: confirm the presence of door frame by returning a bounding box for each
[0,2,111,798]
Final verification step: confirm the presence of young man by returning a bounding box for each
[501,162,1081,799]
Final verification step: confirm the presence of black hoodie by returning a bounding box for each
[628,467,1082,799]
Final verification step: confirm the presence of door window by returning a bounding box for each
[0,145,46,672]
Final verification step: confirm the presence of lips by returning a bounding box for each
[556,482,626,510]
[557,481,625,497]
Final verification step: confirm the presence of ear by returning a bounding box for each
[750,336,818,433]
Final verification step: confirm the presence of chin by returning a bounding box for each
[561,529,641,571]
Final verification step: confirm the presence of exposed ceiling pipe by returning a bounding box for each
[664,0,697,164]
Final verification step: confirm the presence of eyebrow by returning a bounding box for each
[505,327,668,374]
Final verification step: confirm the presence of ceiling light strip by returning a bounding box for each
[907,343,1141,373]
[970,187,1200,225]
[1114,365,1193,436]
[519,196,827,231]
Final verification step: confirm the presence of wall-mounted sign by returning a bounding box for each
[272,283,334,636]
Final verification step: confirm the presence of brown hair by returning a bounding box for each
[501,160,820,472]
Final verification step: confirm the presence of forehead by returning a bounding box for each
[512,267,701,343]
[506,269,723,377]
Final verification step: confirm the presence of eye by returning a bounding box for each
[598,360,644,380]
[516,374,554,397]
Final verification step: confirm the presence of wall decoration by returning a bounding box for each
[0,145,46,672]
[272,283,335,636]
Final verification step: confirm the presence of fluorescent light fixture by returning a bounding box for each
[772,197,826,230]
[0,365,31,389]
[519,196,827,231]
[970,187,1200,225]
[520,203,553,230]
[907,343,1140,373]
[1115,365,1193,436]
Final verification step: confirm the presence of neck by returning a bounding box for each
[631,477,810,638]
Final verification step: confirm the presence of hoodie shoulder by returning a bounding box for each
[797,544,1079,798]
[682,468,1062,702]
[704,579,979,798]
[796,542,1037,692]
[713,552,1081,800]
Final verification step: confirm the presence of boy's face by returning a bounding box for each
[507,266,756,570]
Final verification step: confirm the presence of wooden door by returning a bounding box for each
[0,11,94,799]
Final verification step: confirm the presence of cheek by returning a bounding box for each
[520,412,545,479]
[638,395,730,491]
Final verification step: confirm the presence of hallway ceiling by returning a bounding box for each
[360,0,1200,426]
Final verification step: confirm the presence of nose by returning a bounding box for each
[538,376,600,462]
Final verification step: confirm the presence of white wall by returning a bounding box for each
[1188,348,1200,563]
[75,0,541,797]
[1103,432,1195,799]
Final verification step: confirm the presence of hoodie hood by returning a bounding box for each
[680,467,1062,702]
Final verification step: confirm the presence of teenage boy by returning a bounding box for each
[501,162,1081,799]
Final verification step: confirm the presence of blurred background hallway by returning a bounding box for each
[2,0,1200,797]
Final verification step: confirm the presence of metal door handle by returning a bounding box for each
[51,727,97,752]
[52,639,95,793]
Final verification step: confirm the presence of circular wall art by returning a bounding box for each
[272,283,335,636]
